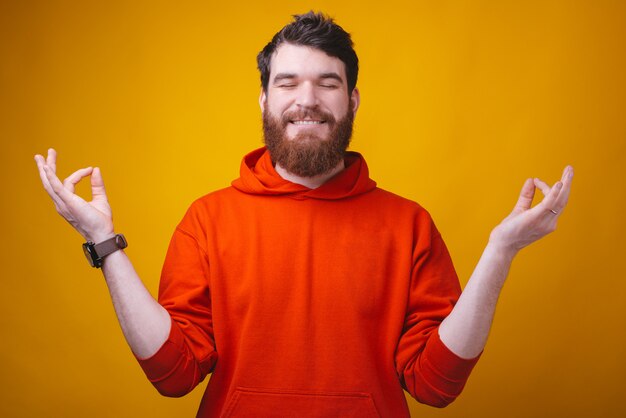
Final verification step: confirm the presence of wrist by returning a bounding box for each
[88,231,116,244]
[484,240,518,263]
[83,233,128,268]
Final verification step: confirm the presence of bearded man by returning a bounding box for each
[35,11,573,418]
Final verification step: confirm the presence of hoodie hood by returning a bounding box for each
[231,147,377,200]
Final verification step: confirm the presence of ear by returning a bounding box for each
[350,87,360,114]
[259,89,267,112]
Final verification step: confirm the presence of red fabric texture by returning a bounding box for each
[136,147,480,417]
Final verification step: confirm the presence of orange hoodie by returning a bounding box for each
[137,147,480,417]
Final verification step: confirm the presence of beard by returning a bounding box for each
[262,102,354,178]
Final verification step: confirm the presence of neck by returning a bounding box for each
[275,160,345,189]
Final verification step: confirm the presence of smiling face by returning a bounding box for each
[260,43,360,177]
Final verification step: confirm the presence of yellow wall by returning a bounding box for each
[2,1,625,417]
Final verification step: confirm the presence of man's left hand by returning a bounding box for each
[488,165,574,256]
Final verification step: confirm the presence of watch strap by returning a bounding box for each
[94,234,127,259]
[84,234,128,268]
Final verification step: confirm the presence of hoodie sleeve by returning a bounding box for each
[135,207,217,397]
[395,214,480,407]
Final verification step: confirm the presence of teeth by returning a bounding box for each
[292,120,323,125]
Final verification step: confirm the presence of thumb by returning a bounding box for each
[91,167,108,201]
[511,178,535,214]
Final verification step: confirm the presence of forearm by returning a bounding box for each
[35,150,172,359]
[101,248,171,359]
[438,242,516,359]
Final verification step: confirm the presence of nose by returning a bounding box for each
[295,82,318,108]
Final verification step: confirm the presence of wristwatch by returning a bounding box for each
[83,234,128,268]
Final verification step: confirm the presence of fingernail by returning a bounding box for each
[556,181,563,189]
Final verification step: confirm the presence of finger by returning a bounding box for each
[38,164,68,212]
[538,180,563,215]
[35,154,58,197]
[91,167,108,201]
[43,164,76,204]
[63,167,94,194]
[552,166,574,213]
[34,154,48,184]
[561,165,574,183]
[533,178,551,197]
[46,148,57,174]
[512,178,535,213]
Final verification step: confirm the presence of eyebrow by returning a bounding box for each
[272,73,297,84]
[272,72,344,84]
[319,72,344,83]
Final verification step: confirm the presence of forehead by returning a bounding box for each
[270,43,347,81]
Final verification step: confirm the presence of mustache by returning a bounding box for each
[281,108,336,125]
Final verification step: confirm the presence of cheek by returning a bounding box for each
[266,100,290,117]
[328,98,350,119]
[320,91,351,114]
[266,90,293,110]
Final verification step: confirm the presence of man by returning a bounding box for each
[35,12,573,418]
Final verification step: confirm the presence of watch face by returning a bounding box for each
[115,234,128,249]
[83,242,96,267]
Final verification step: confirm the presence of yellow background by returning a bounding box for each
[2,1,625,417]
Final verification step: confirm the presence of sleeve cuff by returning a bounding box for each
[420,330,482,396]
[135,317,187,382]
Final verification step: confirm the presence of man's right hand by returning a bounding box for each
[34,148,115,243]
[35,149,172,359]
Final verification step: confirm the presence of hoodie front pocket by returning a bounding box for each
[222,386,380,418]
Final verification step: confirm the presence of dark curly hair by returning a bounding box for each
[257,11,359,94]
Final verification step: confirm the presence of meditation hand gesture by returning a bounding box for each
[489,165,574,254]
[34,148,115,243]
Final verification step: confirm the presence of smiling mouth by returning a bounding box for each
[290,120,326,125]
